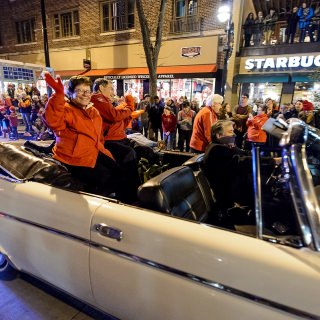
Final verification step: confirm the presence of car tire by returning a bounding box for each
[0,253,18,280]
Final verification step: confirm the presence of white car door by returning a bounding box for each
[90,202,320,320]
[0,180,98,305]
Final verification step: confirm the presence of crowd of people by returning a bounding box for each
[243,2,320,46]
[0,82,49,140]
[132,92,319,154]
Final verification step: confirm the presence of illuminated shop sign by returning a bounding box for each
[3,66,35,81]
[181,46,201,58]
[105,74,177,80]
[245,55,320,70]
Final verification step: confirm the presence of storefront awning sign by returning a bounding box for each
[245,54,320,71]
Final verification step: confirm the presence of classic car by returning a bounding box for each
[0,118,319,320]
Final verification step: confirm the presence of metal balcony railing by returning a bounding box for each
[240,17,320,47]
[169,16,201,34]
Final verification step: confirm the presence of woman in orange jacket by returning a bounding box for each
[43,72,125,198]
[246,105,269,146]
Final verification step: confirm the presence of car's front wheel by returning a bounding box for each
[0,252,17,280]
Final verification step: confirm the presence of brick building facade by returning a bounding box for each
[0,0,230,103]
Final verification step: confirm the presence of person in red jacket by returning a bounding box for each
[43,72,127,199]
[90,78,142,202]
[246,105,269,148]
[190,93,223,153]
[162,106,177,150]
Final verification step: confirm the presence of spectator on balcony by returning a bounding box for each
[243,12,255,47]
[297,2,314,42]
[286,6,299,43]
[263,8,278,45]
[253,11,264,46]
[309,5,320,42]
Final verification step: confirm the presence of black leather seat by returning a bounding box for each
[137,166,208,222]
[0,143,72,188]
[182,153,204,171]
[182,154,216,213]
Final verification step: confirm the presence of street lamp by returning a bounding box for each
[40,0,52,96]
[218,1,233,98]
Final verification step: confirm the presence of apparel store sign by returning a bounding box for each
[245,55,320,70]
[104,74,178,80]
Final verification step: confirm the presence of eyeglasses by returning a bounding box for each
[75,89,92,96]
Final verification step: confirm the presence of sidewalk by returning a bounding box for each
[0,123,37,143]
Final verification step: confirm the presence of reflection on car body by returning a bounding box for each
[0,118,319,319]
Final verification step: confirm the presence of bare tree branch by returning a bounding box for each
[135,0,167,97]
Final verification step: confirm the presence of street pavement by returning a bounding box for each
[0,273,117,320]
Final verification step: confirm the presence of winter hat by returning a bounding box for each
[9,106,15,112]
[303,100,314,111]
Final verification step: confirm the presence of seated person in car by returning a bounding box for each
[202,120,253,212]
[42,72,132,202]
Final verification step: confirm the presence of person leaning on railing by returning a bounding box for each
[263,8,278,45]
[297,2,314,43]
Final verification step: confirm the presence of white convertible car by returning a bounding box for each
[0,118,319,320]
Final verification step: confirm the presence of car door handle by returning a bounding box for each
[95,223,123,241]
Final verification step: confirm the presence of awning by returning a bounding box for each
[54,69,88,77]
[233,73,290,83]
[79,64,217,78]
[291,74,316,82]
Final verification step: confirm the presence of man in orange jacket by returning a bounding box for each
[190,93,223,153]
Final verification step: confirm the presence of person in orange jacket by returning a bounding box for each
[190,93,223,153]
[18,93,33,134]
[91,78,143,202]
[246,105,269,148]
[43,72,127,199]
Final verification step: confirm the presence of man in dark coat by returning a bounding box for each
[148,95,164,141]
[202,120,252,211]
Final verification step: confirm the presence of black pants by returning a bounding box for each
[105,139,141,203]
[65,152,122,197]
[178,129,192,152]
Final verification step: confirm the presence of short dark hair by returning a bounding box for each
[144,94,150,99]
[182,101,190,108]
[241,93,249,99]
[154,95,159,100]
[93,78,109,93]
[68,76,92,95]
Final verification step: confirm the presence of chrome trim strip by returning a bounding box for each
[0,212,318,319]
[251,145,263,240]
[290,144,320,251]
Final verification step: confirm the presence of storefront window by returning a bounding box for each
[165,78,214,106]
[242,82,283,105]
[293,82,320,109]
[112,77,215,105]
[123,79,144,101]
